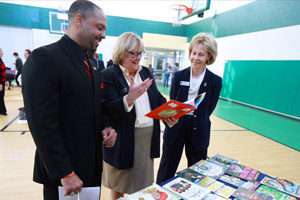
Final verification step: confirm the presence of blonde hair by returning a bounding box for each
[188,33,218,65]
[112,32,144,65]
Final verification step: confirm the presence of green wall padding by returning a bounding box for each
[220,60,300,119]
[187,0,300,41]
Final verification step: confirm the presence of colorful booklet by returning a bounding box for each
[203,193,228,200]
[209,154,240,167]
[232,187,274,200]
[215,185,236,198]
[241,181,261,192]
[189,160,228,179]
[256,185,297,200]
[225,163,260,182]
[260,177,300,198]
[205,181,224,192]
[176,168,206,184]
[126,184,181,200]
[218,174,246,187]
[162,176,210,200]
[145,92,206,120]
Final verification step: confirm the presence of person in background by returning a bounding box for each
[101,32,178,200]
[163,63,172,87]
[148,63,154,75]
[0,48,8,116]
[22,0,117,199]
[24,49,31,62]
[13,52,23,87]
[90,52,105,71]
[18,49,31,122]
[106,59,114,68]
[157,33,222,184]
[173,62,179,73]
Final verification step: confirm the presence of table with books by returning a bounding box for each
[119,154,300,200]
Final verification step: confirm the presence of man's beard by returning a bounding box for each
[90,42,97,53]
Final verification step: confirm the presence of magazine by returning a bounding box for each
[215,185,236,198]
[225,163,260,182]
[205,181,224,192]
[176,168,206,184]
[126,184,181,200]
[203,193,228,200]
[218,174,245,187]
[189,160,228,179]
[209,154,240,167]
[256,185,297,200]
[260,177,300,198]
[145,92,206,120]
[199,177,217,187]
[241,181,261,191]
[232,187,274,200]
[162,177,210,200]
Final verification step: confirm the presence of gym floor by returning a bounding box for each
[1,87,299,200]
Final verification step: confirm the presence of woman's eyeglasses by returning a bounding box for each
[127,51,145,58]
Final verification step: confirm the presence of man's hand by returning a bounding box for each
[0,84,2,92]
[61,173,83,196]
[102,127,117,148]
[126,78,153,106]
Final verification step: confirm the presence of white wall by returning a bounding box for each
[0,26,33,68]
[180,25,300,78]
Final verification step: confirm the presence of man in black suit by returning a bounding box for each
[13,52,23,87]
[22,0,117,199]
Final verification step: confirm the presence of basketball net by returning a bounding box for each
[171,4,192,27]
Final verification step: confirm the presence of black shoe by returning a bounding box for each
[0,112,7,116]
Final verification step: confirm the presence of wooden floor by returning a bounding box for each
[1,87,300,200]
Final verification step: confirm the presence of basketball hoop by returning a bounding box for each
[171,4,193,27]
[170,4,193,15]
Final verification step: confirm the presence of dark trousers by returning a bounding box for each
[43,182,59,200]
[156,115,207,184]
[0,82,7,114]
[15,71,21,86]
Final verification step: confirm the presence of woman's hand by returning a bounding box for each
[126,77,153,106]
[163,117,178,128]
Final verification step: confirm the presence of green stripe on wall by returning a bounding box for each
[0,2,186,37]
[187,0,300,41]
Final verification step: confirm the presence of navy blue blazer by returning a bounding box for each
[163,67,222,151]
[101,64,166,170]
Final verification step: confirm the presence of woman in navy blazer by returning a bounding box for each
[101,32,177,200]
[157,33,222,184]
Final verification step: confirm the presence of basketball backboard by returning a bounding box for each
[171,0,210,26]
[49,11,68,34]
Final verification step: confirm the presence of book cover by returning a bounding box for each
[256,185,297,200]
[176,168,206,185]
[199,177,217,187]
[218,174,245,187]
[203,193,228,200]
[162,177,210,200]
[209,154,240,167]
[126,184,181,200]
[232,187,274,200]
[215,185,236,198]
[205,181,224,192]
[225,163,260,182]
[241,181,261,192]
[189,160,228,179]
[145,92,206,120]
[260,177,300,198]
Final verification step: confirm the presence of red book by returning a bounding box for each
[145,92,206,120]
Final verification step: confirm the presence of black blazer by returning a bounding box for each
[163,67,222,151]
[101,64,166,169]
[22,35,106,186]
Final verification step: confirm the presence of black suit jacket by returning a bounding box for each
[101,64,166,169]
[90,57,105,71]
[163,67,222,151]
[22,35,106,186]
